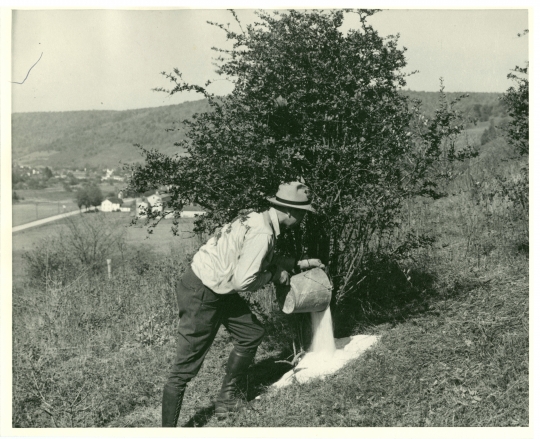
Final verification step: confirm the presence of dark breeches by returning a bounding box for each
[165,265,265,390]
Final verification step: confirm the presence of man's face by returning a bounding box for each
[286,208,307,229]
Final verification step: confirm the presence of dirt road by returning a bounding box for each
[12,208,88,233]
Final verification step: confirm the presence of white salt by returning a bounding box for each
[309,307,336,356]
[272,307,379,389]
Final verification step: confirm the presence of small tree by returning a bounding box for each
[129,9,471,305]
[87,185,104,208]
[62,213,126,270]
[23,213,127,284]
[75,185,104,210]
[43,166,54,180]
[75,187,90,210]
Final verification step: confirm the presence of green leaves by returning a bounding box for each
[131,9,470,304]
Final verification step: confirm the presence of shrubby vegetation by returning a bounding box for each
[22,213,126,287]
[480,119,499,146]
[500,37,529,157]
[129,9,476,318]
[488,30,529,242]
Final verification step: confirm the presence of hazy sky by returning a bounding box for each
[11,8,529,113]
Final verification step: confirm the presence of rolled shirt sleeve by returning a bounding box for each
[231,233,274,292]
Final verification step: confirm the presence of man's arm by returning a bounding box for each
[271,254,296,272]
[230,233,274,292]
[272,255,326,273]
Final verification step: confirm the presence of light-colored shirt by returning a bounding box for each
[191,208,282,294]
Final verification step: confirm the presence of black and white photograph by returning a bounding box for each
[2,4,532,436]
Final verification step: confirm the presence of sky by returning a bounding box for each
[10,8,530,113]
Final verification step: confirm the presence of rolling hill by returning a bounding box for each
[12,92,506,170]
[12,99,211,169]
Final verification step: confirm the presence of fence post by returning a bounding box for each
[107,259,112,280]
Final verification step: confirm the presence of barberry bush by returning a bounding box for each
[128,9,473,304]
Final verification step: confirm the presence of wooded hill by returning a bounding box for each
[12,99,210,170]
[12,92,507,170]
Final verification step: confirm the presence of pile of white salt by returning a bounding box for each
[272,307,379,389]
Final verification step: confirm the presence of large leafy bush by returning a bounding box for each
[129,9,471,303]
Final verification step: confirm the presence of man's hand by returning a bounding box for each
[271,266,290,286]
[297,258,325,271]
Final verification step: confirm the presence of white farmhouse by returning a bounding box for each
[101,197,123,212]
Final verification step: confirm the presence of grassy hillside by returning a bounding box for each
[12,99,211,169]
[12,123,528,428]
[12,92,506,170]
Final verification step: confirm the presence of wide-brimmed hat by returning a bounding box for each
[267,181,316,213]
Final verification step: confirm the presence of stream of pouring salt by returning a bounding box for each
[310,307,336,356]
[273,306,379,387]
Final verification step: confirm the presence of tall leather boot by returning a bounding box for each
[214,349,255,419]
[162,382,185,427]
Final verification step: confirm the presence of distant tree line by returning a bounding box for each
[13,90,509,171]
[11,100,210,169]
[12,165,55,190]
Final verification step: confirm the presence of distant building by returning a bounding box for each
[147,193,172,213]
[180,203,206,218]
[136,199,150,218]
[73,170,87,179]
[101,197,123,212]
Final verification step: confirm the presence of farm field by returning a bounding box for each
[12,212,199,283]
[12,183,126,227]
[14,188,76,202]
[12,201,80,227]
